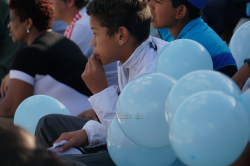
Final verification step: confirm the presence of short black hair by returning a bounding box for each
[9,0,54,32]
[60,0,89,9]
[87,0,151,42]
[171,0,201,20]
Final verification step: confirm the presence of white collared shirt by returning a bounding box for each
[83,36,168,148]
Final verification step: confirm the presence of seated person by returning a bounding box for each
[202,0,250,44]
[0,0,92,117]
[0,124,85,166]
[52,0,118,88]
[150,0,238,77]
[232,59,250,90]
[35,0,172,165]
[0,0,25,86]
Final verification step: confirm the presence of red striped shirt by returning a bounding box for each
[64,13,82,39]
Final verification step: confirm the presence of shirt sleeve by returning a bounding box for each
[82,120,107,148]
[10,46,40,84]
[82,85,119,148]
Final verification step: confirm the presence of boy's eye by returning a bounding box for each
[156,0,161,3]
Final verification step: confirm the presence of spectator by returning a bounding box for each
[0,0,25,86]
[149,0,238,77]
[52,0,118,87]
[0,0,92,117]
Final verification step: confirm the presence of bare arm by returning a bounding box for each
[0,79,33,117]
[232,62,250,90]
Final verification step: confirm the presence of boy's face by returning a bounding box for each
[89,16,121,65]
[148,0,177,29]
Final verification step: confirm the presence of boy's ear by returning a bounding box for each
[175,5,188,19]
[118,26,129,46]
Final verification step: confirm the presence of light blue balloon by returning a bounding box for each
[156,39,213,80]
[14,95,71,135]
[165,70,241,124]
[117,73,176,148]
[170,91,249,166]
[107,118,177,166]
[229,21,250,69]
[238,89,250,140]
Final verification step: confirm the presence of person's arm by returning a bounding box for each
[230,142,250,166]
[54,54,118,151]
[232,60,250,90]
[0,78,33,117]
[1,72,10,97]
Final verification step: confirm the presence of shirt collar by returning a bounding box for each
[118,36,153,70]
[177,16,203,39]
[79,6,87,15]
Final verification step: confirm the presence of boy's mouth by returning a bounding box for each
[151,16,155,22]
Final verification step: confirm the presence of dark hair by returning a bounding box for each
[171,0,201,20]
[60,0,89,9]
[9,0,54,32]
[87,0,151,42]
[0,124,68,166]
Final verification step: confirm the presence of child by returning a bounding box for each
[149,0,238,77]
[35,0,169,165]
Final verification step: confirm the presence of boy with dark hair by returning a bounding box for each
[52,0,118,91]
[35,0,169,165]
[149,0,238,77]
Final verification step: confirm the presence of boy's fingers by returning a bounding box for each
[1,82,4,97]
[54,134,67,144]
[59,139,75,152]
[4,86,8,96]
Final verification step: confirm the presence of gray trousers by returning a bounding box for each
[35,114,116,166]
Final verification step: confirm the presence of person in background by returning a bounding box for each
[52,0,118,88]
[0,0,92,117]
[0,0,25,91]
[149,0,238,77]
[0,124,85,166]
[232,59,250,91]
[202,0,250,44]
[52,20,67,34]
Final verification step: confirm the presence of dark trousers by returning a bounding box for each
[35,114,116,166]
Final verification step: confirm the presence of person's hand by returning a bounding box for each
[1,73,10,98]
[54,129,89,152]
[82,54,108,94]
[77,109,99,121]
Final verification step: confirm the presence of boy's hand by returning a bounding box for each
[77,109,99,121]
[82,54,108,94]
[54,129,89,152]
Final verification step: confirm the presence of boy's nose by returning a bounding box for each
[90,38,96,47]
[148,0,154,10]
[7,22,11,29]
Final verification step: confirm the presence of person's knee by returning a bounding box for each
[37,114,58,128]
